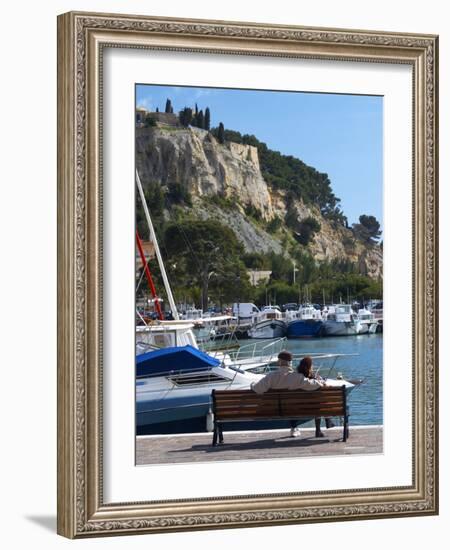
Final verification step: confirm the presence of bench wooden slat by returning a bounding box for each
[214,389,343,397]
[213,396,344,404]
[214,396,343,405]
[214,396,344,406]
[214,388,343,394]
[215,401,335,408]
[217,408,345,419]
[214,404,344,412]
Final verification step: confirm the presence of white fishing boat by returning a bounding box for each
[357,308,378,334]
[192,314,237,343]
[248,305,286,339]
[369,302,383,333]
[182,306,203,320]
[285,304,323,338]
[322,304,362,336]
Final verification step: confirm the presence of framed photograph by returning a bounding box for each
[57,11,438,538]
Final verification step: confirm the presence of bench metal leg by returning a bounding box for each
[343,416,349,442]
[212,423,224,446]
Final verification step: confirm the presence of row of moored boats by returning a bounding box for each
[246,303,381,339]
[178,302,383,340]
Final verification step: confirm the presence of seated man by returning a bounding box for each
[251,351,324,437]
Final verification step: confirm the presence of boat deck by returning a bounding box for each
[136,425,382,465]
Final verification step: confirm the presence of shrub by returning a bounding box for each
[244,204,262,221]
[167,181,192,206]
[144,114,157,127]
[294,217,321,246]
[266,216,282,233]
[206,194,236,210]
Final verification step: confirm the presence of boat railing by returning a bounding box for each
[230,337,287,363]
[198,326,241,355]
[307,352,360,379]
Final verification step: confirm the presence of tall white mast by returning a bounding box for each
[135,170,179,320]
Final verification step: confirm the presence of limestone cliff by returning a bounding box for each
[136,124,382,279]
[136,125,274,220]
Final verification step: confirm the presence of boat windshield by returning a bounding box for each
[136,331,176,349]
[136,325,198,350]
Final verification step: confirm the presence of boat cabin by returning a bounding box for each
[136,322,198,354]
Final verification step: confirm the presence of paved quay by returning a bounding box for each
[136,425,383,465]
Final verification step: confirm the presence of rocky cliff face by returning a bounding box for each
[136,126,274,220]
[136,124,383,279]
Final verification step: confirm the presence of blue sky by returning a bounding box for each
[136,84,383,229]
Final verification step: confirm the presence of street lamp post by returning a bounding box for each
[293,260,299,285]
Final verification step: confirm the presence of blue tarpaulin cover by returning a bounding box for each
[136,345,221,378]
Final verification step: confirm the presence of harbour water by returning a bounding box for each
[237,333,383,426]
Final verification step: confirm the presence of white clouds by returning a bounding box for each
[136,97,153,111]
[193,88,212,99]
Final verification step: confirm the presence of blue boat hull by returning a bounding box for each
[137,391,213,428]
[137,411,314,435]
[286,319,323,338]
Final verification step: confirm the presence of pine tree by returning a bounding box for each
[217,122,225,144]
[156,107,159,113]
[165,98,172,113]
[179,107,193,127]
[352,215,382,244]
[197,110,204,129]
[205,107,211,130]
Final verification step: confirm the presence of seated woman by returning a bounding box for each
[297,356,335,437]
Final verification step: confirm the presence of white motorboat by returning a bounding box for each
[357,308,378,334]
[369,302,383,333]
[192,314,237,344]
[248,305,286,339]
[182,306,203,320]
[322,304,362,336]
[136,321,199,354]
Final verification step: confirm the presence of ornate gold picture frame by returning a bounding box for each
[57,11,438,538]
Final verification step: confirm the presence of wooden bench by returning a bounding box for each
[211,387,349,445]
